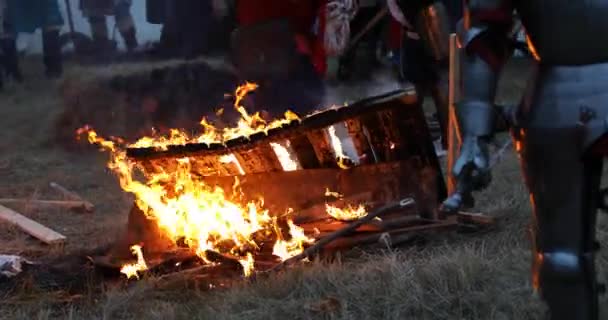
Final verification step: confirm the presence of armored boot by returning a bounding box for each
[42,29,63,78]
[0,36,23,82]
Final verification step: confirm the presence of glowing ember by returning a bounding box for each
[327,125,351,169]
[325,203,368,221]
[120,245,148,279]
[270,141,300,171]
[78,84,314,277]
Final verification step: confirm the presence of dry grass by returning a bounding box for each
[0,57,607,319]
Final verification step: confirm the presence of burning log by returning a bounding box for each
[0,204,66,245]
[0,199,94,213]
[269,198,415,272]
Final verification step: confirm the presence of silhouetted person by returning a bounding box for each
[80,0,138,53]
[1,0,63,80]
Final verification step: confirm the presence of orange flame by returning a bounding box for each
[120,245,148,279]
[324,188,368,221]
[78,84,313,277]
[325,203,368,221]
[327,125,351,169]
[128,83,301,149]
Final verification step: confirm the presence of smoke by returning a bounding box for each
[18,0,161,54]
[321,69,407,107]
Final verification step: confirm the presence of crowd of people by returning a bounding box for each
[0,0,469,148]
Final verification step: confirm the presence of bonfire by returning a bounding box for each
[77,83,374,279]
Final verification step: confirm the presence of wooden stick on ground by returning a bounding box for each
[0,204,66,244]
[0,199,94,213]
[50,182,95,212]
[268,197,415,273]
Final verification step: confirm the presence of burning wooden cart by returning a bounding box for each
[95,88,491,278]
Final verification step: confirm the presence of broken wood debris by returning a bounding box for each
[0,198,94,213]
[0,204,66,245]
[50,182,95,211]
[269,197,415,272]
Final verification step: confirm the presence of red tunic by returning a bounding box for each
[236,0,327,75]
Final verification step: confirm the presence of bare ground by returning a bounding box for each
[0,57,606,319]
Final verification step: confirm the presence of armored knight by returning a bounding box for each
[442,1,608,319]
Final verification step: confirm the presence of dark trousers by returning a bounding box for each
[339,5,385,79]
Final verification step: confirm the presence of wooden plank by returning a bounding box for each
[447,33,463,195]
[306,128,336,167]
[0,204,66,244]
[289,134,322,169]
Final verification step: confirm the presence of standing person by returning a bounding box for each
[387,0,459,150]
[337,0,384,81]
[80,0,138,53]
[145,0,215,59]
[443,1,608,319]
[233,0,327,117]
[3,0,64,78]
[0,0,7,89]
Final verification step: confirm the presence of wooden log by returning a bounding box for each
[0,204,66,244]
[268,197,415,272]
[0,199,94,213]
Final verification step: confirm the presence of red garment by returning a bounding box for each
[236,0,327,75]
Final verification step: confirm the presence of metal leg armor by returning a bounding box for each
[513,125,602,320]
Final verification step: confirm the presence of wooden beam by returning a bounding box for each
[0,204,66,244]
[447,33,463,195]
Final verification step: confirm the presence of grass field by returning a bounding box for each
[0,57,606,320]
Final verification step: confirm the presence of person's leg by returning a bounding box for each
[42,26,62,78]
[0,16,22,83]
[114,0,138,51]
[514,127,602,320]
